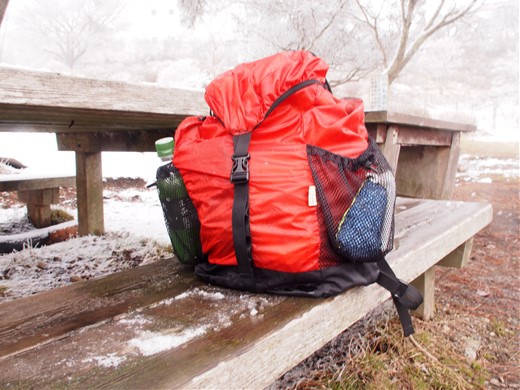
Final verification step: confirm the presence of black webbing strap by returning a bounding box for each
[231,132,253,276]
[230,79,327,279]
[377,257,423,337]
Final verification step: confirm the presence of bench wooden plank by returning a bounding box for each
[0,260,198,360]
[0,198,492,389]
[365,111,476,132]
[0,67,206,133]
[0,174,76,227]
[0,174,75,192]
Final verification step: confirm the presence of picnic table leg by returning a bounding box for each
[17,188,59,228]
[381,125,401,173]
[412,238,474,320]
[440,132,461,200]
[394,130,461,200]
[75,151,104,236]
[438,238,474,269]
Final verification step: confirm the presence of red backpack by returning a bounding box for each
[172,51,421,335]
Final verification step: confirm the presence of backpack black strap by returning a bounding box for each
[231,132,253,279]
[230,79,327,284]
[377,257,423,336]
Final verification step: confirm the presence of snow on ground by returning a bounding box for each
[457,154,519,184]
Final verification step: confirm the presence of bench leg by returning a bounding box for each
[17,188,59,228]
[411,238,474,321]
[76,152,104,236]
[438,238,473,269]
[411,267,435,321]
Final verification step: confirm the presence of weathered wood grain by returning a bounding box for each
[75,152,104,235]
[365,111,476,132]
[0,198,492,389]
[56,130,174,152]
[0,175,75,192]
[0,67,207,133]
[0,259,199,359]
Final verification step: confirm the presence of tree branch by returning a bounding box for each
[0,0,8,26]
[307,0,347,51]
[386,0,480,84]
[396,0,480,80]
[354,0,388,67]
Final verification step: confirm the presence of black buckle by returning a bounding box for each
[230,153,250,183]
[393,282,423,310]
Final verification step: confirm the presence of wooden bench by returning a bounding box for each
[0,174,75,227]
[0,197,492,389]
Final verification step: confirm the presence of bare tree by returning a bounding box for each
[0,0,8,26]
[355,0,482,85]
[24,0,123,71]
[176,0,375,85]
[178,0,208,27]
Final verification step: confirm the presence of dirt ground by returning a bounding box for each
[439,176,519,386]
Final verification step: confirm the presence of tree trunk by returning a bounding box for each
[0,0,8,26]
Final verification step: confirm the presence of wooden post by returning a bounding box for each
[17,188,59,228]
[75,152,104,236]
[411,267,435,320]
[438,238,473,269]
[381,125,401,173]
[441,132,462,199]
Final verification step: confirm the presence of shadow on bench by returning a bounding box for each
[0,197,492,389]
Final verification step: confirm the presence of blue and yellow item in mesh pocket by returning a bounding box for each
[336,179,387,262]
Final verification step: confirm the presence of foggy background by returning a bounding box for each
[0,0,518,139]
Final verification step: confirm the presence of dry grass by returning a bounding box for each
[276,315,489,390]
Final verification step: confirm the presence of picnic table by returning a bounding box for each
[365,111,474,199]
[0,67,475,236]
[0,66,492,388]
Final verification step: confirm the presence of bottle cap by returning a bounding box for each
[155,137,174,158]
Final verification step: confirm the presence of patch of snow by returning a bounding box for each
[0,232,171,302]
[173,288,225,301]
[149,297,176,308]
[82,353,127,368]
[457,155,519,182]
[117,314,154,326]
[129,327,207,356]
[103,189,170,246]
[0,205,32,235]
[0,220,77,244]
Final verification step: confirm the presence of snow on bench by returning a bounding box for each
[0,173,75,228]
[0,197,492,389]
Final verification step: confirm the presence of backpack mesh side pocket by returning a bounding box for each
[156,162,204,266]
[307,139,395,263]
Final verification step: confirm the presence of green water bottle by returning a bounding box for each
[155,137,203,266]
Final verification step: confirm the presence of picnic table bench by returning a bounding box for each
[0,66,492,388]
[0,197,492,389]
[0,173,75,227]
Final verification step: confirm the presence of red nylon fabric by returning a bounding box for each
[174,51,369,273]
